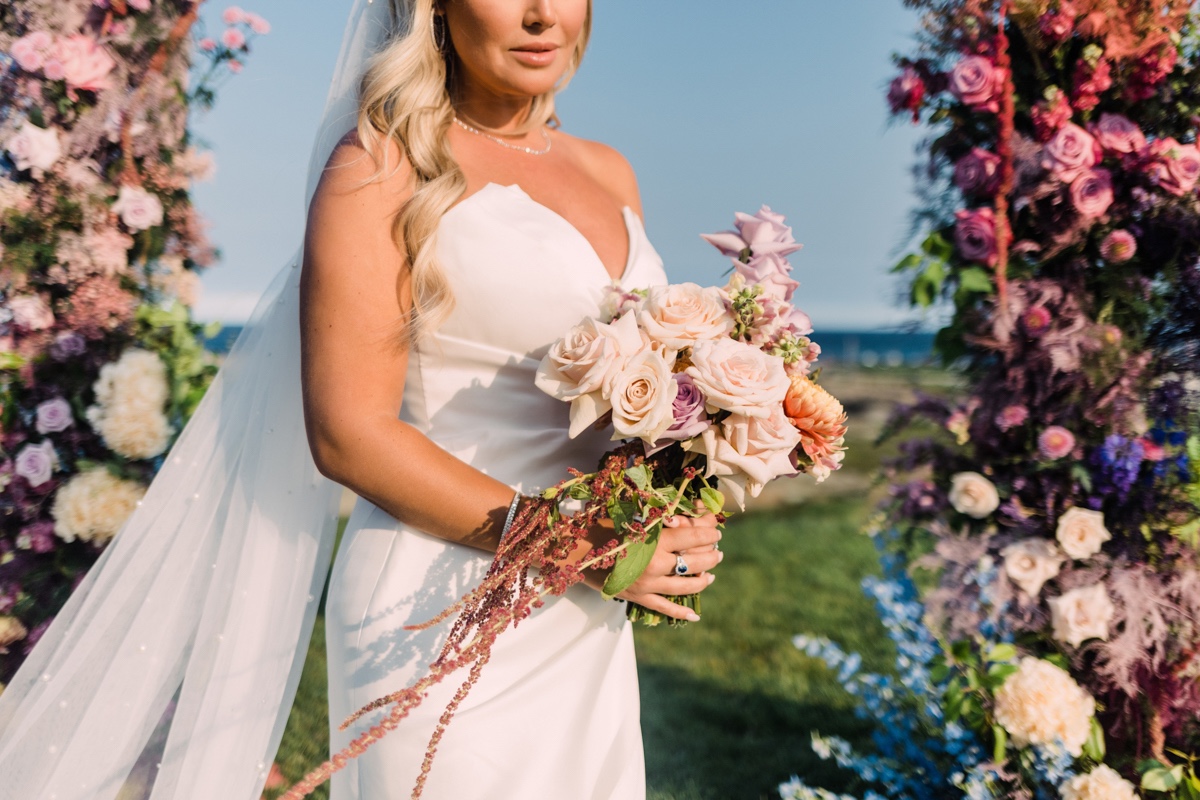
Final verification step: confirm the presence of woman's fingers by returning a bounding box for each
[623,592,702,622]
[660,523,721,553]
[660,547,722,576]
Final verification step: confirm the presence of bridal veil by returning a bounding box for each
[0,1,401,797]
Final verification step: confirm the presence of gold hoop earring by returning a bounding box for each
[431,14,447,51]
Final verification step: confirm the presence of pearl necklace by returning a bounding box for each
[452,116,552,156]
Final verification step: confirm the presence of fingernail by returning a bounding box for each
[686,612,701,622]
[706,572,716,584]
[716,530,723,540]
[717,551,725,563]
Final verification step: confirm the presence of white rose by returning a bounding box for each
[948,471,1001,519]
[684,405,801,509]
[608,348,678,443]
[535,311,645,439]
[51,467,145,545]
[5,123,61,176]
[9,294,55,330]
[87,349,174,459]
[637,282,734,350]
[685,337,791,419]
[1049,583,1115,648]
[994,656,1095,756]
[1056,507,1112,560]
[0,616,28,652]
[1061,765,1138,800]
[111,185,164,231]
[1001,538,1065,597]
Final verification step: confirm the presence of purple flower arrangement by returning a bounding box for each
[0,1,265,684]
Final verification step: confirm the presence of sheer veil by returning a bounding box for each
[0,1,402,797]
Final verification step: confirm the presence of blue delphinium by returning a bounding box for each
[1094,434,1145,500]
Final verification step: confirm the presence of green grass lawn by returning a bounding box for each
[270,495,890,800]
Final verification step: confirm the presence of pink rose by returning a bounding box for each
[995,404,1029,431]
[949,55,1006,113]
[954,147,1002,196]
[702,206,803,260]
[111,185,164,231]
[1038,425,1076,460]
[1069,168,1113,219]
[10,294,55,330]
[55,35,116,96]
[42,59,66,81]
[245,13,271,34]
[637,282,733,350]
[36,397,74,434]
[685,337,791,419]
[954,207,1000,266]
[222,6,246,24]
[5,123,62,176]
[11,31,54,72]
[1043,123,1100,183]
[1100,230,1137,262]
[684,406,801,509]
[1089,113,1146,156]
[222,28,247,50]
[1147,138,1200,196]
[198,37,217,52]
[888,66,926,123]
[608,348,678,444]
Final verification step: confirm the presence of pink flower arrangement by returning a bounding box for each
[949,55,1007,114]
[1042,123,1100,183]
[1038,425,1077,460]
[1100,230,1137,262]
[11,31,54,72]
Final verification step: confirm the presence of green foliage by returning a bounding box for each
[134,302,220,423]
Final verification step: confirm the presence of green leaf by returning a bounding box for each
[957,266,994,294]
[1142,767,1182,792]
[0,351,27,370]
[985,663,1018,688]
[1044,653,1070,670]
[986,643,1017,663]
[891,253,924,274]
[625,465,651,491]
[1083,717,1106,762]
[602,532,659,600]
[930,663,952,684]
[992,723,1008,763]
[699,486,724,515]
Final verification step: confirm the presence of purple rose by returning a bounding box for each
[15,440,57,487]
[954,147,1002,196]
[35,397,73,434]
[655,373,711,445]
[949,55,1005,113]
[1089,113,1146,156]
[954,207,1001,266]
[49,331,86,362]
[1070,168,1113,219]
[1043,123,1100,182]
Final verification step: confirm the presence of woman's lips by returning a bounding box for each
[510,46,558,67]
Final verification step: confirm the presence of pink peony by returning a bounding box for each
[996,405,1029,431]
[198,37,217,52]
[954,147,1002,196]
[222,6,246,24]
[35,397,73,434]
[949,55,1006,113]
[888,66,926,123]
[1043,123,1100,183]
[11,31,54,73]
[1039,426,1076,460]
[1146,138,1200,196]
[55,35,116,96]
[1089,113,1146,156]
[222,27,247,50]
[954,207,1001,267]
[1100,230,1137,262]
[245,13,271,34]
[1070,168,1113,219]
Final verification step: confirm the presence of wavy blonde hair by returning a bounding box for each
[357,0,593,348]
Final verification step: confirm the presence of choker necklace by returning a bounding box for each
[453,116,552,156]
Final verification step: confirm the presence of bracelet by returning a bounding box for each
[499,491,523,546]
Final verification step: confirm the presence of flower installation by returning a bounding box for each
[0,1,267,686]
[279,207,848,799]
[785,2,1200,800]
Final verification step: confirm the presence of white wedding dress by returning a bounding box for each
[325,181,667,799]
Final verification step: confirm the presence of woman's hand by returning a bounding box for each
[579,504,723,622]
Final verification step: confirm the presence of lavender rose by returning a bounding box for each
[653,373,711,445]
[954,207,1000,266]
[35,397,74,434]
[949,55,1005,112]
[1089,113,1146,155]
[953,147,1002,196]
[49,331,87,361]
[1070,168,1114,219]
[1043,123,1100,183]
[1147,137,1200,196]
[15,440,58,488]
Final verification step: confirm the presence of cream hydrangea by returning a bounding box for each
[86,348,174,459]
[1060,765,1138,800]
[994,657,1096,756]
[51,467,145,545]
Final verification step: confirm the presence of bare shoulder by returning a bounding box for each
[555,130,643,217]
[313,128,412,204]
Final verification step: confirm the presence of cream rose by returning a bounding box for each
[685,337,790,419]
[111,185,164,232]
[684,405,801,508]
[535,311,645,438]
[5,123,61,176]
[994,656,1095,756]
[1061,765,1138,800]
[1001,538,1065,597]
[0,616,28,652]
[1056,507,1112,560]
[86,348,173,459]
[1049,583,1115,648]
[637,282,734,350]
[608,348,678,443]
[51,467,145,545]
[948,471,1001,519]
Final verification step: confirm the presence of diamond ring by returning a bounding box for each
[674,554,690,576]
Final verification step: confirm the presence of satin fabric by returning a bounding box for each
[325,182,668,799]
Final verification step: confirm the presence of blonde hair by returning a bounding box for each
[357,0,592,347]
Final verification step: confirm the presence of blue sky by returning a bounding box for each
[191,1,929,330]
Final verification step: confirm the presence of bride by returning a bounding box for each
[0,0,721,798]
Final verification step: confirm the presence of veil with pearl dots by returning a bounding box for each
[0,2,402,798]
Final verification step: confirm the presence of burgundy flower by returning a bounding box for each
[888,66,926,123]
[954,148,1002,196]
[1126,44,1178,102]
[954,207,1003,267]
[1071,57,1112,113]
[1031,88,1073,142]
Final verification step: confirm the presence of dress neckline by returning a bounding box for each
[448,182,637,284]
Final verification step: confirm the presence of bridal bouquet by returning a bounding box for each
[283,207,848,799]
